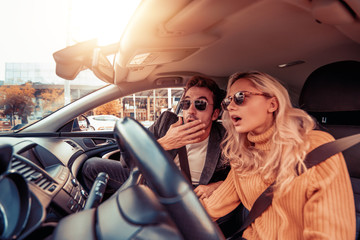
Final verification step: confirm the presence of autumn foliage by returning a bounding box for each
[93,99,121,116]
[0,83,65,125]
[39,89,65,113]
[0,83,35,124]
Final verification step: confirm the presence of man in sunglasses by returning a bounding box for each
[150,75,230,199]
[82,75,229,200]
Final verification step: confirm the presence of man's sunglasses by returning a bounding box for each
[221,91,270,110]
[179,99,212,111]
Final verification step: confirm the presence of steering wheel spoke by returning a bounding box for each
[114,117,225,240]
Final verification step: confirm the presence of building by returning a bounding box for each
[1,62,183,125]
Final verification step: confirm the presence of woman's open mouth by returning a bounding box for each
[231,115,242,124]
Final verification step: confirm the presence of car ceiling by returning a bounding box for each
[114,0,360,104]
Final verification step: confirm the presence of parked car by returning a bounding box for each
[0,118,11,131]
[0,0,359,239]
[140,120,154,129]
[10,123,27,131]
[87,115,120,131]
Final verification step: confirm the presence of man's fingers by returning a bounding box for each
[172,120,204,138]
[180,130,205,145]
[164,119,206,149]
[170,117,183,128]
[175,117,183,126]
[178,120,202,131]
[194,185,203,194]
[183,123,205,136]
[200,193,208,200]
[184,129,205,140]
[195,190,204,198]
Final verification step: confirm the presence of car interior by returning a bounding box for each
[299,60,360,238]
[0,0,360,239]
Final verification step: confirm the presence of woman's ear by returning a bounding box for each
[268,97,278,113]
[211,108,220,121]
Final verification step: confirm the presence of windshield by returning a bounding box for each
[0,0,141,133]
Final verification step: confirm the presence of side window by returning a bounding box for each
[75,88,183,131]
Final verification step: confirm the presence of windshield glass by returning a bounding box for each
[0,0,141,133]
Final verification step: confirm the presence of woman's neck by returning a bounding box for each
[247,125,275,151]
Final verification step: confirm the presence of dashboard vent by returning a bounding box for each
[64,140,78,149]
[11,157,53,190]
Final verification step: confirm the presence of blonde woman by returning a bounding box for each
[201,71,355,239]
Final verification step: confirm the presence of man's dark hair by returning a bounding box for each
[184,75,226,111]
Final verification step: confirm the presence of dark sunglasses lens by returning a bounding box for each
[194,100,207,111]
[180,100,191,110]
[221,98,231,110]
[221,92,245,110]
[234,92,245,105]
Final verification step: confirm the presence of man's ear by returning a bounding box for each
[268,97,278,113]
[211,108,220,121]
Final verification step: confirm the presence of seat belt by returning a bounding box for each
[229,133,360,240]
[178,146,192,184]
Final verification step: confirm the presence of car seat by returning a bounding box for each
[299,60,360,239]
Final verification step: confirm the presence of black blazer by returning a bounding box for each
[149,111,230,185]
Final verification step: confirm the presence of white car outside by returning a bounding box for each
[87,115,120,131]
[140,120,154,129]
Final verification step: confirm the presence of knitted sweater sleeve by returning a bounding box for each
[303,131,356,239]
[200,168,240,220]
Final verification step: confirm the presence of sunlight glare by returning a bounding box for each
[70,0,141,46]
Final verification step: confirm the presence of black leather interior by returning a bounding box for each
[299,60,360,239]
[53,183,181,240]
[97,185,181,240]
[0,144,12,175]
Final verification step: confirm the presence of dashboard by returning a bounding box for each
[7,137,89,218]
[0,118,220,240]
[0,133,119,239]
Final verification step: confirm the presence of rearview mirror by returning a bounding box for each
[53,39,118,84]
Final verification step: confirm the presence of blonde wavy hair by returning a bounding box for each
[221,71,315,194]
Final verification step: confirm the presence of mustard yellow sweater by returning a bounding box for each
[201,130,356,239]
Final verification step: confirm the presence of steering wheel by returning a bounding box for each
[0,144,31,240]
[113,117,224,240]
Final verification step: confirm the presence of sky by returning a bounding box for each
[0,0,68,63]
[0,0,141,80]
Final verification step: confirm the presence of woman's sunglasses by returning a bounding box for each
[179,99,211,111]
[221,91,270,110]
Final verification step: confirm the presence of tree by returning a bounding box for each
[0,83,35,125]
[39,88,65,114]
[93,99,121,116]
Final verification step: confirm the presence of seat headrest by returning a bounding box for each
[299,60,360,112]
